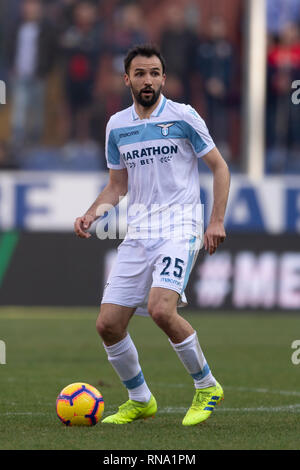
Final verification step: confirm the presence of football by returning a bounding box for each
[56,382,104,426]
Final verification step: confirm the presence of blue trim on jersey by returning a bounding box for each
[131,95,167,120]
[111,121,208,154]
[181,236,197,293]
[191,363,211,381]
[107,130,121,165]
[111,124,146,148]
[180,121,207,153]
[122,370,145,390]
[132,106,138,121]
[156,96,167,116]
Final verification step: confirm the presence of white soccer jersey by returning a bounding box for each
[105,94,215,239]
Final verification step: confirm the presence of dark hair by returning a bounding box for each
[124,44,166,74]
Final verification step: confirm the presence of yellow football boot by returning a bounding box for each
[182,382,224,426]
[102,394,157,424]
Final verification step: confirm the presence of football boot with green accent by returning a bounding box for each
[182,382,224,426]
[102,394,157,424]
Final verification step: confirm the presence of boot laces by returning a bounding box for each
[118,400,142,416]
[191,389,211,410]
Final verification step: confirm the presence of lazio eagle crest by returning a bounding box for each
[156,123,175,136]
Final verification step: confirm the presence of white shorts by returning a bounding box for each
[101,235,202,316]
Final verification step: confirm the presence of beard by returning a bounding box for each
[131,83,162,108]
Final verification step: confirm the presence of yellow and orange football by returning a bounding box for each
[56,382,104,426]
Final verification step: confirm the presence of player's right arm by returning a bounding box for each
[74,168,128,239]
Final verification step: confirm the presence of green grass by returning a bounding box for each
[0,307,300,450]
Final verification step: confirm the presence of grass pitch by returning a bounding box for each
[0,307,299,450]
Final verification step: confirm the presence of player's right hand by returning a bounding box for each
[74,214,94,239]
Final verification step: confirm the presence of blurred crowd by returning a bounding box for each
[0,0,242,172]
[0,0,299,174]
[266,0,300,173]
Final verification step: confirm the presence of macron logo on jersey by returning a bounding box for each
[119,130,140,139]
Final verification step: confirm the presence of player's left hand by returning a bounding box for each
[204,221,226,255]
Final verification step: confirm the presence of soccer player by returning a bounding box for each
[74,45,230,426]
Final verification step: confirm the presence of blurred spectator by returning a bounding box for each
[267,0,300,37]
[0,1,5,79]
[92,70,126,146]
[0,141,17,169]
[160,4,198,102]
[88,2,149,144]
[6,0,58,151]
[266,23,300,172]
[195,16,236,161]
[44,0,78,30]
[60,0,102,146]
[108,3,149,75]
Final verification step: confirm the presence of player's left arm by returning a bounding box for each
[202,147,230,255]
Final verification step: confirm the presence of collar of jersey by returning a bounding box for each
[131,94,167,121]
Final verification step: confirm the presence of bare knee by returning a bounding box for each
[148,288,179,330]
[96,314,117,341]
[148,301,173,329]
[96,304,133,345]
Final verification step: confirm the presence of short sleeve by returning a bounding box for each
[105,119,126,170]
[183,105,216,158]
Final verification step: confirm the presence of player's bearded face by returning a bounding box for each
[130,82,163,108]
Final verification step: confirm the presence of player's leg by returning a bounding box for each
[96,303,151,402]
[148,287,216,389]
[96,302,134,345]
[148,287,223,425]
[147,287,194,342]
[148,235,217,390]
[96,303,157,423]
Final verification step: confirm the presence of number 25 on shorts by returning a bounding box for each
[160,257,184,278]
